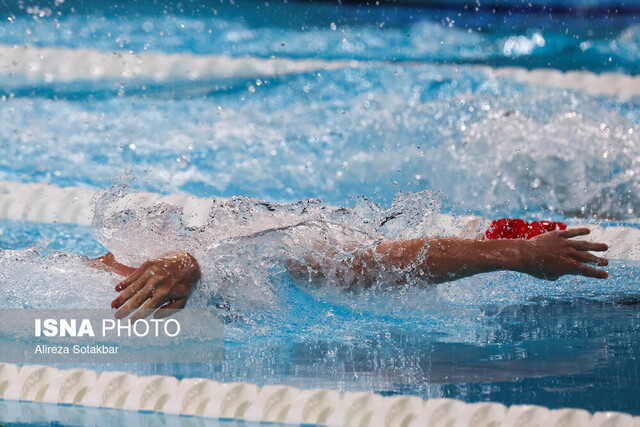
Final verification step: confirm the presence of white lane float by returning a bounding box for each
[0,363,19,398]
[501,404,552,426]
[80,371,139,408]
[161,377,220,416]
[547,408,594,426]
[325,391,385,427]
[452,401,508,427]
[41,368,99,406]
[121,374,179,413]
[408,398,468,427]
[0,44,350,85]
[0,364,639,426]
[284,387,343,425]
[199,381,259,419]
[243,384,301,423]
[588,411,639,427]
[2,364,60,402]
[2,44,638,99]
[373,395,425,427]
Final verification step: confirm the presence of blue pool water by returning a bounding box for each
[1,0,640,420]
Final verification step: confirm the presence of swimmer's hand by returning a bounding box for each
[419,228,609,284]
[524,228,609,280]
[110,251,201,321]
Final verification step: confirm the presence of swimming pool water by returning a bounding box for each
[1,215,639,415]
[2,1,640,217]
[1,0,639,419]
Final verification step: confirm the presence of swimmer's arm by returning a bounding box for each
[88,252,137,276]
[110,251,201,321]
[368,228,608,283]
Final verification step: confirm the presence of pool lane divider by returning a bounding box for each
[0,180,638,261]
[474,65,640,100]
[0,43,351,85]
[2,44,639,100]
[0,363,638,426]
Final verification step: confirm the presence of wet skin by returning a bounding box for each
[96,228,607,321]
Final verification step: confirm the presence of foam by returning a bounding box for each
[0,249,119,309]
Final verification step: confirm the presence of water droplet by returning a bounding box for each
[177,155,190,168]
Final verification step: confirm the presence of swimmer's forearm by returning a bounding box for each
[372,228,608,284]
[423,238,530,283]
[89,252,137,277]
[373,238,529,284]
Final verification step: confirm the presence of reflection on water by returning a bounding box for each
[215,298,640,413]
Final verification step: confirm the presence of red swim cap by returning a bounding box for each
[483,218,566,240]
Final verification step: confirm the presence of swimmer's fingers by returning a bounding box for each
[559,228,591,239]
[114,286,152,319]
[115,263,148,292]
[576,264,609,279]
[129,293,168,323]
[570,240,608,252]
[114,276,164,319]
[111,269,153,310]
[154,299,187,319]
[572,250,609,266]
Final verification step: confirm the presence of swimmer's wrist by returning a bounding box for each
[516,240,537,275]
[483,239,532,274]
[182,251,202,281]
[166,251,202,281]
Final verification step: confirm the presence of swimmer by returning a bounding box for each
[97,224,609,322]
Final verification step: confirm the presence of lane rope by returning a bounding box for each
[0,362,637,426]
[0,180,637,260]
[2,44,638,99]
